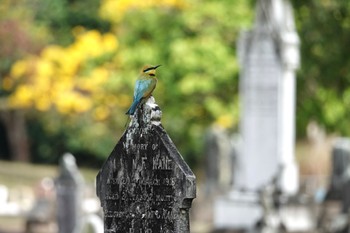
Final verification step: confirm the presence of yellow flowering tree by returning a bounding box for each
[0,0,48,161]
[8,29,119,115]
[3,28,128,162]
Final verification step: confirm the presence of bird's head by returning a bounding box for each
[141,64,161,76]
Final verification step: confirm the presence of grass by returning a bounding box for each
[0,160,100,232]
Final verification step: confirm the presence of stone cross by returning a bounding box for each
[96,97,196,233]
[56,153,84,233]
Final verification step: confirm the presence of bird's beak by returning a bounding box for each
[153,65,161,70]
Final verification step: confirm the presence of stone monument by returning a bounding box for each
[96,97,196,233]
[214,0,300,230]
[324,137,350,213]
[56,153,84,233]
[319,138,350,231]
[204,126,234,196]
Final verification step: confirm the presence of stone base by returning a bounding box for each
[213,190,262,230]
[279,204,315,232]
[280,162,299,195]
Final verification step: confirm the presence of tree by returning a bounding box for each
[0,0,113,162]
[3,0,253,166]
[292,1,350,137]
[0,0,46,161]
[99,0,253,165]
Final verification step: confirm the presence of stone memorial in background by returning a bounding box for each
[204,126,234,196]
[214,0,300,230]
[319,138,350,231]
[325,138,350,211]
[96,97,196,233]
[56,153,84,233]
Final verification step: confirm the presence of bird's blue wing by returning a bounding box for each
[133,79,154,101]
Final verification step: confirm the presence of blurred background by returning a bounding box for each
[0,0,349,232]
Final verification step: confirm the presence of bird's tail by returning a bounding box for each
[125,99,141,115]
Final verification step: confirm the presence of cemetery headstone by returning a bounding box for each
[56,153,84,233]
[26,177,55,233]
[322,137,350,218]
[96,97,196,233]
[326,138,350,201]
[204,126,234,196]
[319,138,350,232]
[214,0,300,230]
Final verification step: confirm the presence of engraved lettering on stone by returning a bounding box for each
[152,156,172,170]
[130,143,148,151]
[152,144,158,150]
[97,97,196,233]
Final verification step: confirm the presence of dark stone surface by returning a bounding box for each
[326,138,350,202]
[96,97,196,233]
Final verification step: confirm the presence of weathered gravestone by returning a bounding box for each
[96,97,196,233]
[325,138,350,211]
[318,138,350,232]
[204,126,234,196]
[56,153,84,233]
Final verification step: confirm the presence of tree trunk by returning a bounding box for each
[0,110,30,162]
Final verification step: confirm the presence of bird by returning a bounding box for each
[125,64,161,115]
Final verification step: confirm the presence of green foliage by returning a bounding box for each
[43,0,253,167]
[32,0,110,45]
[3,0,254,167]
[6,0,350,167]
[27,112,116,166]
[293,1,350,136]
[116,1,252,164]
[0,0,45,78]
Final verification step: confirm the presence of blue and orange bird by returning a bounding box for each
[126,65,161,115]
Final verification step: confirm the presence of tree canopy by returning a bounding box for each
[292,1,350,136]
[1,0,349,167]
[1,0,252,166]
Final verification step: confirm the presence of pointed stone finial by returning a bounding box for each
[128,96,162,128]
